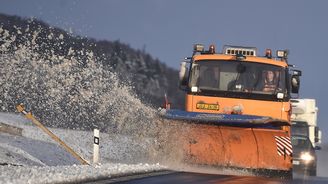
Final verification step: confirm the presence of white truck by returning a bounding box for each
[291,98,321,147]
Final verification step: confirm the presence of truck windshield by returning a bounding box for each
[189,60,286,98]
[291,121,309,136]
[291,136,313,149]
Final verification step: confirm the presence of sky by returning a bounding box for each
[1,0,328,142]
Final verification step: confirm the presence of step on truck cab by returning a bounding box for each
[161,44,302,178]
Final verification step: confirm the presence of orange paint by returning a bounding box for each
[186,95,290,122]
[179,122,291,171]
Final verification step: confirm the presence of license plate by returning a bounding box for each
[293,160,300,165]
[196,103,219,111]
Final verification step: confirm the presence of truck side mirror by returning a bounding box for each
[179,61,189,89]
[291,75,300,93]
[291,70,301,94]
[315,127,322,144]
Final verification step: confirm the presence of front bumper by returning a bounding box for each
[292,158,316,174]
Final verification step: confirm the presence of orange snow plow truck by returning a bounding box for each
[160,44,302,177]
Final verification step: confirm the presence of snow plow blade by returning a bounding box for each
[159,109,292,177]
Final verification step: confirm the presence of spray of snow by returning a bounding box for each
[0,25,158,136]
[0,24,188,166]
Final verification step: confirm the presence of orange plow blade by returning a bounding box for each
[159,109,292,177]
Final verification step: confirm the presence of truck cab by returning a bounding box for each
[180,45,301,122]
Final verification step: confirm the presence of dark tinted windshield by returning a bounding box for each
[292,136,313,149]
[189,60,286,95]
[291,121,309,136]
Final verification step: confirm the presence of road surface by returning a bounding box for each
[84,171,328,184]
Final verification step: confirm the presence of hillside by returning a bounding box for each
[0,13,184,131]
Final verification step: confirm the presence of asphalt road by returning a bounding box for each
[85,171,328,184]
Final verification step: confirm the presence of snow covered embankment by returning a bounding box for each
[0,112,166,184]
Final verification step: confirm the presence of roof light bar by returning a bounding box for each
[223,45,257,56]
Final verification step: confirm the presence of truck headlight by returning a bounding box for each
[300,152,314,163]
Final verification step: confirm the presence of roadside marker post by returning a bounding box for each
[16,104,89,165]
[93,129,100,164]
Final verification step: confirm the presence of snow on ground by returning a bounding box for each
[0,112,166,183]
[0,112,160,164]
[0,133,76,167]
[0,163,164,184]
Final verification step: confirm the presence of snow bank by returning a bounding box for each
[0,112,161,165]
[0,112,167,183]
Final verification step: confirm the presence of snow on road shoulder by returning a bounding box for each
[0,112,167,183]
[0,112,160,165]
[0,163,165,184]
[0,133,79,167]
